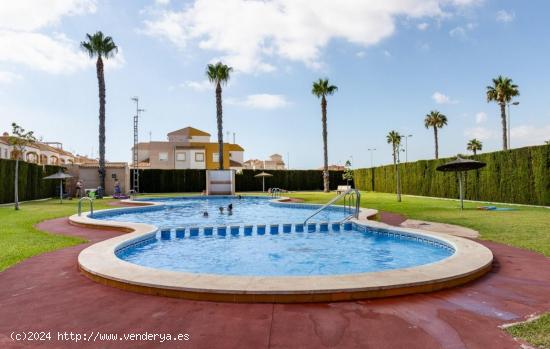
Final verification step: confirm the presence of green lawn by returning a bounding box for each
[505,314,550,349]
[286,191,550,257]
[0,198,117,271]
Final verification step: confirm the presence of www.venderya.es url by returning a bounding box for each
[10,331,191,343]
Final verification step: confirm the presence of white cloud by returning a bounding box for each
[227,94,290,110]
[0,31,124,74]
[475,112,487,124]
[181,79,212,92]
[449,26,466,39]
[0,1,120,75]
[0,71,23,84]
[432,92,458,104]
[510,124,550,145]
[0,0,97,31]
[464,127,495,140]
[496,10,515,23]
[417,22,429,31]
[356,51,366,58]
[142,0,480,73]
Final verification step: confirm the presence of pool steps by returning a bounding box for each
[158,222,355,239]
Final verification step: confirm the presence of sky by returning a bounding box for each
[0,0,549,169]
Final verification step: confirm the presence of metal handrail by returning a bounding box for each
[78,197,94,216]
[303,188,360,225]
[271,188,282,198]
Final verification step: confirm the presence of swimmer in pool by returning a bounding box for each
[219,206,224,214]
[203,211,209,217]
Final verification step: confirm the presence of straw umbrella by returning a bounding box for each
[254,172,273,192]
[43,171,73,203]
[436,156,486,209]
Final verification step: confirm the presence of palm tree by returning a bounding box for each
[424,110,448,159]
[206,62,233,170]
[486,75,520,150]
[386,130,403,202]
[467,138,483,156]
[7,123,36,210]
[81,31,118,195]
[312,78,338,192]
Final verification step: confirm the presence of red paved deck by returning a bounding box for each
[0,217,549,348]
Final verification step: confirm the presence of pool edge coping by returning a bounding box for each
[71,196,493,303]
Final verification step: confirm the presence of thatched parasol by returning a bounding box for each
[436,156,486,209]
[254,172,273,192]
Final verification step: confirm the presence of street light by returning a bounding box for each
[404,134,413,163]
[507,101,520,149]
[367,148,376,168]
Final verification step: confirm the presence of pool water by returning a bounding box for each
[94,196,348,228]
[97,196,454,276]
[117,227,453,276]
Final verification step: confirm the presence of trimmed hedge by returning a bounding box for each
[353,144,550,206]
[0,159,62,204]
[132,169,351,193]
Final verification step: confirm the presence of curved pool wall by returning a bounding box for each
[73,196,493,303]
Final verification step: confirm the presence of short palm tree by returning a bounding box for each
[424,110,448,159]
[312,78,338,192]
[467,138,483,156]
[386,130,403,202]
[81,31,118,195]
[486,75,520,150]
[206,62,233,170]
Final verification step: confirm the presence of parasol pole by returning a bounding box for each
[59,178,63,204]
[262,177,265,192]
[459,172,464,210]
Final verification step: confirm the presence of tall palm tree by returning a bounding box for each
[206,62,233,170]
[424,110,448,159]
[81,31,118,195]
[467,138,483,156]
[386,130,403,202]
[312,78,338,192]
[486,75,520,150]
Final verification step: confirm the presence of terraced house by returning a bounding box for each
[132,127,245,170]
[0,132,76,165]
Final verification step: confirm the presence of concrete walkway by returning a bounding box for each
[0,217,549,348]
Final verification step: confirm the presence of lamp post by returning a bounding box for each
[404,134,413,163]
[507,101,519,149]
[367,148,376,168]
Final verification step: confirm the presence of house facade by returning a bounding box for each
[0,132,77,165]
[132,127,245,170]
[243,153,286,170]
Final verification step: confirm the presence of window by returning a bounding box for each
[159,152,168,161]
[212,153,219,162]
[176,152,186,161]
[195,152,204,162]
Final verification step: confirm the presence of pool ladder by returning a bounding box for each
[303,188,360,225]
[271,188,282,198]
[78,197,94,216]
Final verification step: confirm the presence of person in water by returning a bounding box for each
[203,211,209,217]
[219,206,224,214]
[228,203,233,215]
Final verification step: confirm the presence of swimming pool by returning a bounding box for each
[93,196,349,228]
[75,195,493,303]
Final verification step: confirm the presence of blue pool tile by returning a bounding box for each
[319,222,329,232]
[230,226,240,236]
[160,229,171,240]
[204,227,213,236]
[270,224,279,234]
[244,225,253,235]
[282,224,292,233]
[343,222,353,231]
[332,223,340,231]
[295,224,304,232]
[175,228,185,238]
[257,225,266,235]
[190,227,199,237]
[217,226,227,236]
[307,223,316,232]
